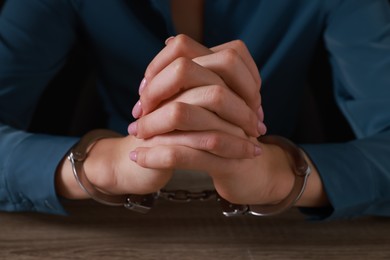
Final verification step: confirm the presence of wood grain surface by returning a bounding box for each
[0,199,389,260]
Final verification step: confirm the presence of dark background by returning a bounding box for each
[0,0,358,143]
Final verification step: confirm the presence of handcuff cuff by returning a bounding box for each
[67,129,311,217]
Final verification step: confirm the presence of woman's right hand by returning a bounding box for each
[55,134,173,200]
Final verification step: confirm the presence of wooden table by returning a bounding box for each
[1,198,389,260]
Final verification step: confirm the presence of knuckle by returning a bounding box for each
[172,57,192,77]
[220,48,240,65]
[201,133,222,151]
[206,85,225,107]
[174,34,192,46]
[161,148,179,168]
[231,39,248,51]
[230,40,262,88]
[167,102,190,127]
[170,34,191,55]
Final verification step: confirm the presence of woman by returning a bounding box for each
[0,0,389,220]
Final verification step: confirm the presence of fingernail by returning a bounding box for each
[254,145,262,156]
[165,36,175,45]
[132,100,143,118]
[129,151,137,162]
[258,121,267,136]
[138,78,147,95]
[128,121,138,136]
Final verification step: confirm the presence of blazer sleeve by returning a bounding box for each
[300,0,390,220]
[0,0,80,214]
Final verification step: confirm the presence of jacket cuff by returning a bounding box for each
[299,142,375,221]
[4,133,78,215]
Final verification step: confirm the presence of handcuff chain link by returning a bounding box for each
[159,189,217,202]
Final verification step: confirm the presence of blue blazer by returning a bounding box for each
[0,0,389,220]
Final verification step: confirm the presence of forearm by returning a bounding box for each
[0,125,76,214]
[300,133,390,220]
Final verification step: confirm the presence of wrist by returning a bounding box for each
[56,153,89,200]
[262,140,329,208]
[83,137,118,194]
[261,142,295,204]
[294,150,329,207]
[218,135,314,217]
[55,132,123,200]
[63,129,157,212]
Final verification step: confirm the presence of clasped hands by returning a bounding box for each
[84,35,294,206]
[127,34,281,204]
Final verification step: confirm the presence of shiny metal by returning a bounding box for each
[68,129,157,213]
[69,131,310,217]
[218,135,312,217]
[124,193,159,213]
[159,189,216,202]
